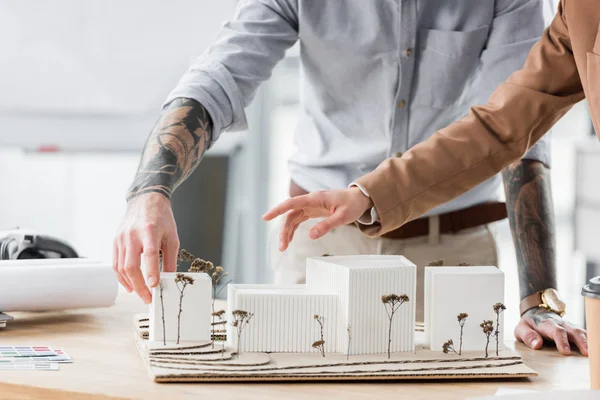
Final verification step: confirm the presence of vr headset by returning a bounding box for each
[0,230,78,260]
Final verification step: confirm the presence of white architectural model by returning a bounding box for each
[424,266,505,352]
[227,284,338,353]
[227,255,416,355]
[147,256,506,358]
[149,272,211,344]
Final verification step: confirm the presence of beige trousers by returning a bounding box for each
[269,217,499,323]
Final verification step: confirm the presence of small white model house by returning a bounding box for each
[307,255,416,354]
[149,272,211,344]
[227,284,339,353]
[227,256,416,355]
[424,266,505,352]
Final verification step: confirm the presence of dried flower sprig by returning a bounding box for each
[178,249,195,263]
[346,325,352,360]
[313,315,326,357]
[493,302,506,356]
[442,339,459,355]
[158,280,166,346]
[231,309,254,358]
[212,310,226,357]
[321,253,333,257]
[381,294,409,359]
[174,273,195,344]
[456,262,471,266]
[457,313,468,355]
[312,340,325,355]
[480,320,494,358]
[427,260,444,266]
[177,249,233,349]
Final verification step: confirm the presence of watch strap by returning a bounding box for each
[520,292,543,316]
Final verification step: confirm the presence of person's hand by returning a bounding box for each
[515,307,588,356]
[262,187,374,251]
[113,193,180,304]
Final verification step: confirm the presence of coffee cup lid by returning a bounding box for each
[582,277,600,299]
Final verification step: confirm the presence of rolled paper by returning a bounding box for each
[0,260,117,311]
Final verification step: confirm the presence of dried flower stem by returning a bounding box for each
[457,313,468,355]
[480,320,494,358]
[159,281,166,346]
[231,310,253,358]
[442,339,459,355]
[174,274,195,344]
[381,294,409,359]
[346,325,352,360]
[493,303,506,356]
[314,315,326,357]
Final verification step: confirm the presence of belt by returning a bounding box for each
[380,202,508,240]
[288,181,507,240]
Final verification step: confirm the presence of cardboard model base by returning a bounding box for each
[133,315,536,383]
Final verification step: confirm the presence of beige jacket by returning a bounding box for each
[355,0,599,236]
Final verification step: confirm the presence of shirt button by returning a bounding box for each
[394,152,403,158]
[397,100,406,109]
[406,48,413,57]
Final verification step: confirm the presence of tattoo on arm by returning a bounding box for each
[502,159,557,300]
[126,98,213,201]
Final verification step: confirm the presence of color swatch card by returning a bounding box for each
[0,355,72,363]
[0,346,70,360]
[424,266,504,352]
[0,362,59,371]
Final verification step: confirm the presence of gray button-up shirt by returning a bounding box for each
[165,0,551,216]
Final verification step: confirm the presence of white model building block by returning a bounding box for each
[227,284,338,353]
[149,272,211,344]
[424,266,504,352]
[306,255,416,355]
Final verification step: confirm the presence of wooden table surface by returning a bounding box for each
[0,290,592,400]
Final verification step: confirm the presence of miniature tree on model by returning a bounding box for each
[231,310,253,358]
[493,303,506,356]
[442,339,458,354]
[174,273,195,344]
[313,315,326,357]
[346,325,352,360]
[480,320,494,358]
[457,313,468,355]
[158,280,166,345]
[443,313,468,356]
[180,249,232,349]
[212,309,226,358]
[381,294,409,359]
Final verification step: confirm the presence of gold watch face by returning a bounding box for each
[541,289,566,315]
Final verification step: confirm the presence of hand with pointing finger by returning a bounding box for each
[113,193,180,304]
[263,187,373,251]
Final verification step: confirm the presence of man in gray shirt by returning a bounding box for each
[113,0,586,355]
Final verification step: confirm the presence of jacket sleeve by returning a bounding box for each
[164,0,298,146]
[355,0,584,237]
[457,0,552,167]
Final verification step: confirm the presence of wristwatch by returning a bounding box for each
[520,288,566,317]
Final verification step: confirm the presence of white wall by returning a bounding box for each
[0,0,237,150]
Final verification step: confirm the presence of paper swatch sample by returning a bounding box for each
[149,272,211,344]
[424,266,504,352]
[306,255,416,354]
[0,260,117,312]
[227,284,338,353]
[0,362,59,371]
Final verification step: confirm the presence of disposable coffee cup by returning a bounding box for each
[582,276,600,389]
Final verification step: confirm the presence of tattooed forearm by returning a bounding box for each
[126,98,213,201]
[502,159,557,300]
